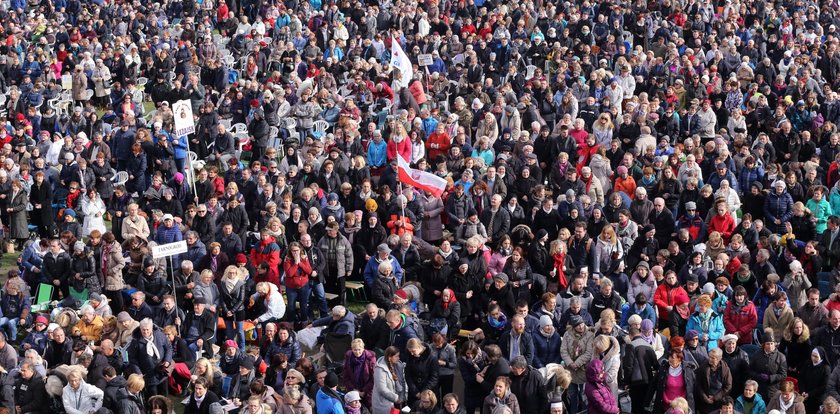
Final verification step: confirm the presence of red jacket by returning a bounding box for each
[250,236,281,276]
[426,132,451,161]
[386,137,411,161]
[283,258,312,289]
[723,300,758,344]
[654,283,687,321]
[708,212,736,243]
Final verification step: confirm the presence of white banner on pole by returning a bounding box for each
[151,240,188,259]
[172,100,196,137]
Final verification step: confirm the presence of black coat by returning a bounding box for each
[183,309,217,355]
[126,325,174,385]
[748,349,788,400]
[405,347,440,403]
[14,373,48,414]
[510,367,548,414]
[650,359,696,414]
[184,390,220,414]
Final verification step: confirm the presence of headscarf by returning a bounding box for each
[641,319,655,344]
[442,288,456,311]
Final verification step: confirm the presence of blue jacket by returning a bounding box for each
[173,135,188,160]
[19,243,44,280]
[619,302,657,328]
[764,189,794,234]
[735,392,766,414]
[362,255,403,286]
[367,140,387,167]
[532,329,561,368]
[315,388,344,414]
[686,310,725,350]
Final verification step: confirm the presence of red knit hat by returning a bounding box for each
[235,253,248,265]
[673,290,690,307]
[394,289,408,300]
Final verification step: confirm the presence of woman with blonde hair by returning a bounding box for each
[220,265,247,349]
[191,357,223,396]
[592,225,623,275]
[593,113,615,147]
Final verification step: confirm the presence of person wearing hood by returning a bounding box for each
[766,379,806,414]
[801,347,831,412]
[250,228,281,278]
[584,359,619,414]
[485,273,516,319]
[126,318,173,398]
[628,260,657,304]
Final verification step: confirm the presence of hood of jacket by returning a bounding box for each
[586,359,606,383]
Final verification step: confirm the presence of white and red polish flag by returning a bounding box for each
[396,154,446,198]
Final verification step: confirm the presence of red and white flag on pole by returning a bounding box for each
[396,154,447,198]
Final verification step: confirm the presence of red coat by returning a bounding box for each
[723,300,758,344]
[426,132,451,161]
[708,212,736,243]
[387,214,415,235]
[250,236,281,279]
[654,283,688,321]
[283,258,312,289]
[386,137,411,161]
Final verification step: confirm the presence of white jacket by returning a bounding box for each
[253,283,286,322]
[62,381,104,414]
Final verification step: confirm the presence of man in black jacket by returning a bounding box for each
[14,361,48,414]
[509,356,548,414]
[43,326,73,367]
[480,194,511,246]
[358,303,389,351]
[183,297,217,356]
[42,239,71,299]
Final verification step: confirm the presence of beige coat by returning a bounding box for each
[121,215,150,241]
[103,242,126,291]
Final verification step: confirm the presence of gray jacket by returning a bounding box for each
[316,233,354,278]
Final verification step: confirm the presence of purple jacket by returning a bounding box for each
[585,359,619,414]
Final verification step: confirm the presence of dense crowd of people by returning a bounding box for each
[8,0,840,412]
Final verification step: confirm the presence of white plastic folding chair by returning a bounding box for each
[112,171,128,187]
[282,118,297,141]
[313,120,329,138]
[136,77,149,91]
[83,90,94,101]
[526,65,537,80]
[188,151,206,170]
[220,119,232,130]
[230,123,247,135]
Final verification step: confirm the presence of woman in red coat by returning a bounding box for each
[654,271,689,330]
[386,123,412,161]
[708,199,736,244]
[282,242,312,325]
[723,285,758,344]
[426,123,452,161]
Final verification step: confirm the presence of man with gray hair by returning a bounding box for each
[509,355,549,413]
[649,197,676,247]
[126,318,172,399]
[309,305,357,342]
[174,260,199,308]
[480,193,510,245]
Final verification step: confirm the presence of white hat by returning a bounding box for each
[162,214,174,221]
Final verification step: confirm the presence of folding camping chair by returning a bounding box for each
[32,283,54,312]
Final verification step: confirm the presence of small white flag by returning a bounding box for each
[390,37,413,88]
